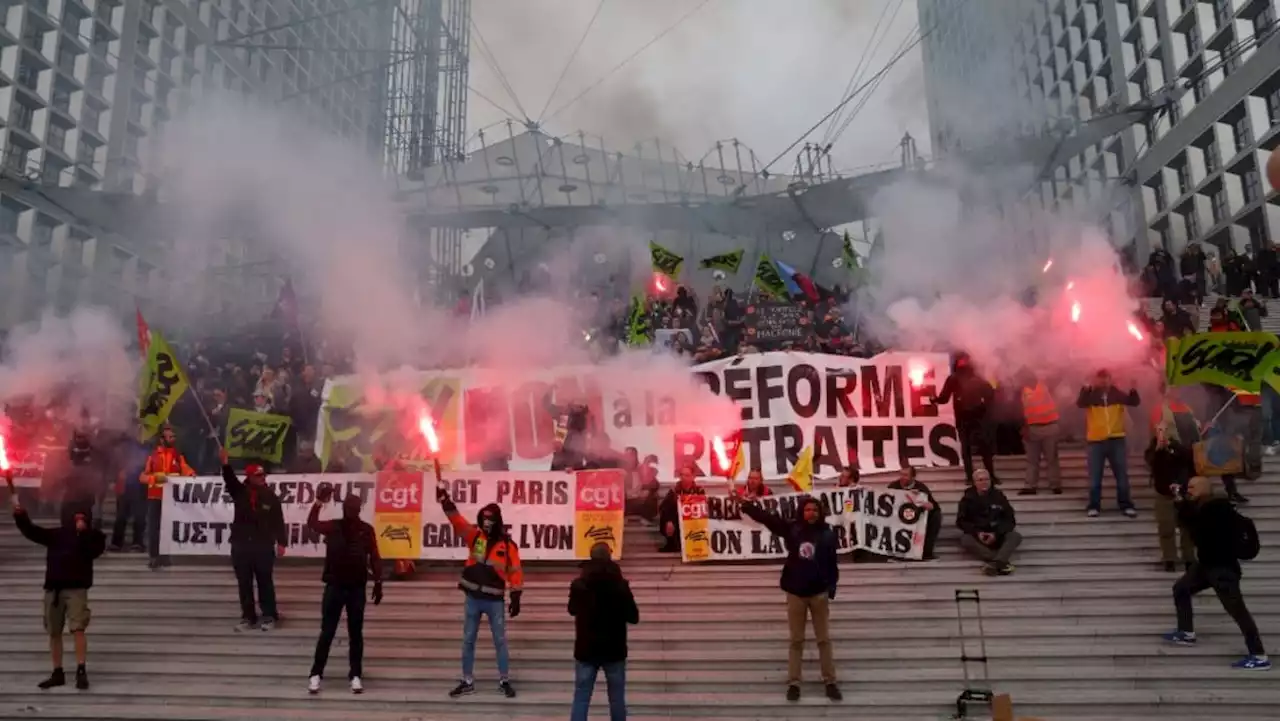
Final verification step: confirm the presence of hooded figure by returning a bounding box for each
[219,448,287,631]
[437,489,524,699]
[306,487,383,694]
[935,352,999,485]
[13,493,106,691]
[569,543,639,721]
[545,392,592,471]
[740,494,842,702]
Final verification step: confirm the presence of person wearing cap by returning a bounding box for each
[306,485,383,695]
[140,425,195,570]
[8,469,106,691]
[219,447,288,632]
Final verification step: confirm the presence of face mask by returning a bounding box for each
[480,516,495,534]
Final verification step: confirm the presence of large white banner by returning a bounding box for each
[159,469,626,561]
[315,351,958,480]
[678,486,929,563]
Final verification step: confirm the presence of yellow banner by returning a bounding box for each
[225,409,292,464]
[373,471,424,560]
[572,469,626,559]
[678,495,712,563]
[137,330,190,440]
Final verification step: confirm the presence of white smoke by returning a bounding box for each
[0,308,137,424]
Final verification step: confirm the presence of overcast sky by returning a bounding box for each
[465,0,930,179]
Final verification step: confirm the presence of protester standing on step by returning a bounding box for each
[306,485,383,695]
[9,469,106,691]
[956,469,1021,576]
[1017,371,1062,495]
[219,447,287,632]
[887,465,941,560]
[740,494,842,702]
[657,463,706,553]
[436,485,523,699]
[1163,476,1270,670]
[1077,369,1140,518]
[1146,412,1197,573]
[569,542,639,721]
[934,352,999,485]
[109,431,151,553]
[140,425,195,570]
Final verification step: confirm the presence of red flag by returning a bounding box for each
[135,307,151,358]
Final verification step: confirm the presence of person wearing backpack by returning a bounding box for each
[1163,476,1269,670]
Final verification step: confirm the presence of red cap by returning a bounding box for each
[244,463,266,477]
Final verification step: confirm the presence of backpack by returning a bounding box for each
[1233,509,1260,561]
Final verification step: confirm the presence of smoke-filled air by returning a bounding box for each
[147,93,740,461]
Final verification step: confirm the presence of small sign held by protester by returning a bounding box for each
[745,303,808,345]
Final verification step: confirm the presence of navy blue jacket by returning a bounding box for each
[742,500,839,598]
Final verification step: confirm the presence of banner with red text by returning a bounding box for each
[158,469,626,561]
[315,351,957,480]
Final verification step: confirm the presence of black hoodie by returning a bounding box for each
[1146,440,1194,498]
[956,486,1017,538]
[307,501,382,586]
[1179,497,1243,573]
[221,465,288,548]
[568,557,639,665]
[741,497,839,598]
[15,503,106,591]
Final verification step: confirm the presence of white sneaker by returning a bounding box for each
[1265,445,1277,457]
[350,676,364,694]
[308,675,321,694]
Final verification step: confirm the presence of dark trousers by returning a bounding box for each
[922,509,942,558]
[310,583,367,679]
[111,486,146,548]
[146,498,164,560]
[958,417,997,484]
[1174,564,1265,656]
[231,544,279,623]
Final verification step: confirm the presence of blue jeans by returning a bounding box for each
[1087,438,1132,511]
[571,660,626,721]
[461,595,509,681]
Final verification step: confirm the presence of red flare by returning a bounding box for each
[417,414,440,454]
[1071,301,1081,323]
[1127,321,1145,342]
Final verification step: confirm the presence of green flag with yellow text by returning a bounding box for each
[649,241,684,278]
[136,330,190,440]
[699,249,744,274]
[753,253,787,300]
[1165,331,1280,392]
[225,408,292,464]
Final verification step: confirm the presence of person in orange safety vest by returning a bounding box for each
[139,426,194,569]
[1018,372,1062,495]
[436,484,523,700]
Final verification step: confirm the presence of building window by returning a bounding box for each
[1215,0,1233,28]
[1244,168,1262,202]
[1268,86,1280,125]
[1186,211,1200,240]
[3,147,29,174]
[1205,141,1220,173]
[1211,188,1229,222]
[1188,23,1201,53]
[1176,162,1192,196]
[1158,224,1173,250]
[1255,5,1277,39]
[1231,114,1253,151]
[1153,179,1167,210]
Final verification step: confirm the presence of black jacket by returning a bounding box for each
[16,505,106,591]
[307,505,382,586]
[221,465,288,548]
[956,487,1017,538]
[741,500,839,598]
[888,479,939,511]
[936,369,995,422]
[568,558,639,665]
[1146,440,1194,498]
[1179,498,1242,573]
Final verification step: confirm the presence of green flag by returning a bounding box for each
[225,408,293,463]
[753,254,787,300]
[627,293,651,346]
[1165,332,1280,392]
[649,241,684,278]
[699,249,744,274]
[136,330,190,441]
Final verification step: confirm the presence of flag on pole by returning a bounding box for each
[135,306,151,358]
[270,278,299,325]
[470,279,487,323]
[787,446,814,492]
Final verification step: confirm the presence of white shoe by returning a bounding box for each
[1265,445,1277,457]
[308,675,321,694]
[350,676,364,694]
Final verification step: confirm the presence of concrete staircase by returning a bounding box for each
[0,449,1277,721]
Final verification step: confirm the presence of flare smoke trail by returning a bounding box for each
[149,95,740,461]
[0,308,137,426]
[863,171,1154,385]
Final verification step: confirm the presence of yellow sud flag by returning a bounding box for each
[136,330,190,440]
[787,446,814,492]
[649,240,685,278]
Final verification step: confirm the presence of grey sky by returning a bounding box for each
[466,0,930,179]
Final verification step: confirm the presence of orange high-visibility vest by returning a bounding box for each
[1021,383,1060,425]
